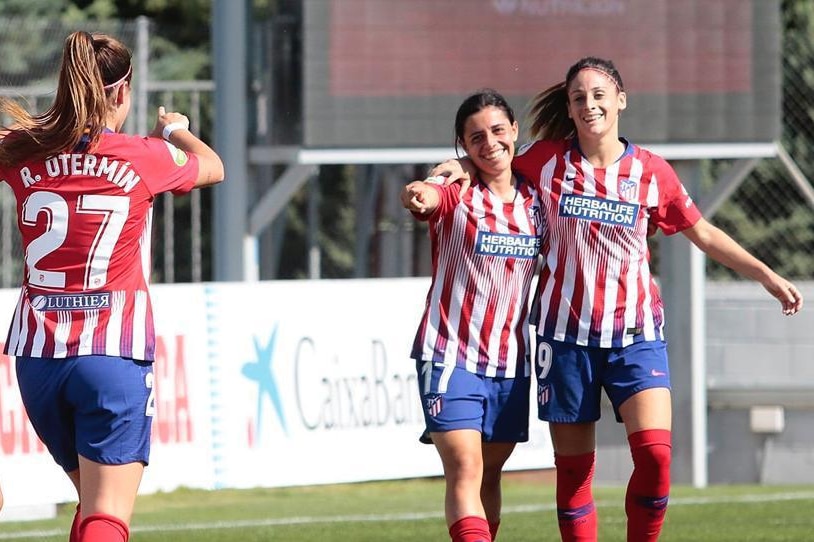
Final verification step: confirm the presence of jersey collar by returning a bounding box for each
[570,137,633,164]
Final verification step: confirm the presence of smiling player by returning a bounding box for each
[432,57,803,542]
[0,31,224,542]
[402,89,544,542]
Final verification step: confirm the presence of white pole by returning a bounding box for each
[243,235,259,282]
[690,245,708,488]
[136,16,149,136]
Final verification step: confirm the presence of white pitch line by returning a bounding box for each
[1,491,813,540]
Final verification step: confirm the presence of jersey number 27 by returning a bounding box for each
[22,191,130,291]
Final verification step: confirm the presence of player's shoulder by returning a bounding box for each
[629,142,672,171]
[516,139,566,159]
[96,132,154,161]
[99,131,147,148]
[100,132,192,169]
[515,172,539,196]
[514,139,567,177]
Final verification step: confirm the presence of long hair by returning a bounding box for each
[453,88,516,157]
[527,56,624,141]
[0,31,132,166]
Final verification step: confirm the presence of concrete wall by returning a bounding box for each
[595,281,814,485]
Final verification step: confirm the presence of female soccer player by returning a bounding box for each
[432,58,802,542]
[402,89,544,542]
[0,31,224,542]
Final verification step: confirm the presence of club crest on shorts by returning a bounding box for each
[537,383,550,406]
[424,393,443,417]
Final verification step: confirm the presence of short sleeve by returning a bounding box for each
[648,156,702,236]
[410,183,462,222]
[132,137,199,196]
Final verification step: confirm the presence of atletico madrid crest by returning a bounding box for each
[424,394,443,418]
[537,384,550,406]
[619,178,638,201]
[528,204,542,227]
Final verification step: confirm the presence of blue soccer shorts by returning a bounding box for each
[416,360,530,443]
[534,338,671,423]
[16,355,154,472]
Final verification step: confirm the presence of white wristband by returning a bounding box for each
[162,122,188,141]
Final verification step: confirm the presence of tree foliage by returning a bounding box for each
[705,0,814,280]
[2,0,811,280]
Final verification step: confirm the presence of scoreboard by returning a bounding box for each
[302,0,781,148]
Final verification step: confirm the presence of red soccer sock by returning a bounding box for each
[69,504,82,542]
[626,429,671,542]
[79,513,129,542]
[488,519,500,540]
[555,451,597,542]
[449,515,492,542]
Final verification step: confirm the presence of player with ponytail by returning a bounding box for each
[432,56,802,541]
[0,31,224,542]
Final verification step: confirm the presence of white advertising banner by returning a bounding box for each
[200,278,441,489]
[139,283,215,493]
[0,278,553,514]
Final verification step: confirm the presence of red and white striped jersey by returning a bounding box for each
[411,176,544,378]
[1,132,198,360]
[514,139,701,348]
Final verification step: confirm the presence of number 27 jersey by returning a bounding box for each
[1,132,199,361]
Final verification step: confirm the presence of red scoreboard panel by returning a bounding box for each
[303,0,780,148]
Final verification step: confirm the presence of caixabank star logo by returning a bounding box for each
[242,324,287,446]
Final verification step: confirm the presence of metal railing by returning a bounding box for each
[0,17,216,287]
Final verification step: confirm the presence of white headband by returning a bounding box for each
[103,65,132,90]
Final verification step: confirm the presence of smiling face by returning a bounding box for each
[567,68,626,143]
[460,105,519,181]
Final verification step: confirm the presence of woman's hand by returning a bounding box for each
[148,105,224,188]
[401,181,440,215]
[761,274,804,316]
[150,106,190,140]
[429,158,474,195]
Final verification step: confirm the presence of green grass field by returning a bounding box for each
[1,475,813,541]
